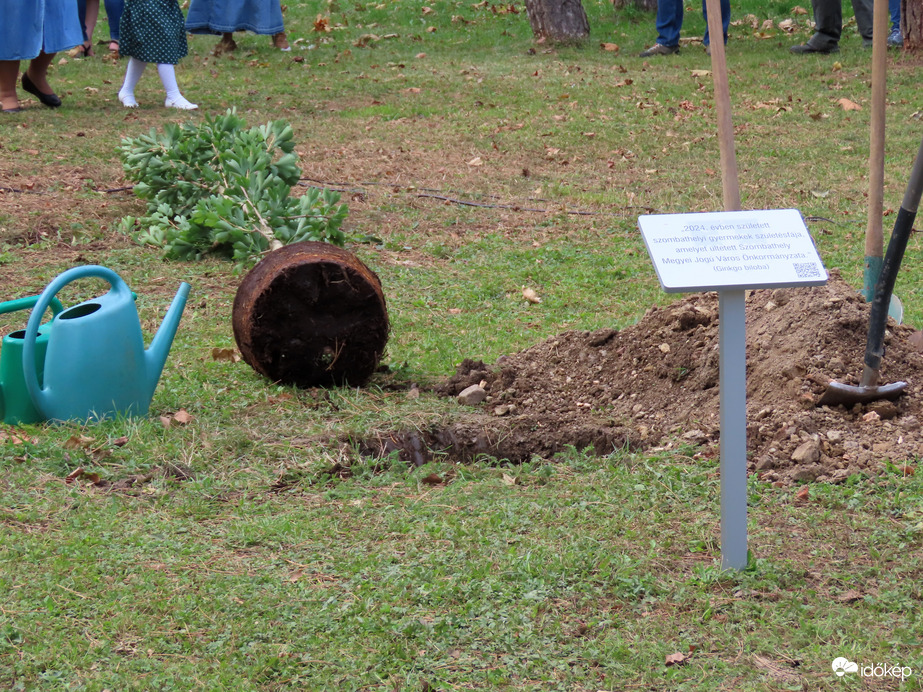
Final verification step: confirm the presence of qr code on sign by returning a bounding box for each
[793,262,820,279]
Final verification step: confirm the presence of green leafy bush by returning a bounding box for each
[118,109,348,267]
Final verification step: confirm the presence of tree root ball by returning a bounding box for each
[232,242,389,388]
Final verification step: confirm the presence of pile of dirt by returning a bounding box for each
[420,269,923,485]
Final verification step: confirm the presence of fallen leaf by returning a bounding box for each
[795,485,810,501]
[415,52,426,58]
[112,436,130,447]
[211,347,241,362]
[522,287,542,303]
[665,652,689,666]
[600,42,619,52]
[403,87,422,93]
[173,409,194,425]
[160,415,173,428]
[501,473,518,485]
[421,5,433,13]
[792,5,809,14]
[899,464,915,476]
[420,472,443,485]
[690,69,711,77]
[313,15,331,32]
[838,98,861,111]
[777,18,796,31]
[65,467,86,483]
[467,156,483,166]
[65,435,95,450]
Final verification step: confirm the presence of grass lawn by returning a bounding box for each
[2,0,923,688]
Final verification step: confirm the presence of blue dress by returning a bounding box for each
[185,0,284,36]
[1,0,83,61]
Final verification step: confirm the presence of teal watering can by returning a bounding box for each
[0,295,64,425]
[21,265,191,422]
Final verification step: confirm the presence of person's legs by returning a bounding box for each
[104,0,123,46]
[701,0,731,46]
[0,61,22,111]
[24,53,56,94]
[79,0,100,54]
[811,0,843,46]
[118,56,146,107]
[654,0,684,47]
[888,0,903,44]
[157,64,197,110]
[851,0,874,41]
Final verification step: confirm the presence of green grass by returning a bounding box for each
[2,0,923,688]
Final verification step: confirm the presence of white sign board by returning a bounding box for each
[638,208,827,293]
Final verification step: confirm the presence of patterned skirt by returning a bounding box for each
[120,0,188,65]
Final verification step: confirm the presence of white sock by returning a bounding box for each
[118,57,146,106]
[157,64,197,109]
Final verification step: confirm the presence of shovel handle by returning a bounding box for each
[863,136,923,383]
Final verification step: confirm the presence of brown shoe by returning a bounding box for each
[272,32,291,51]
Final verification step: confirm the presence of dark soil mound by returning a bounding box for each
[423,270,923,485]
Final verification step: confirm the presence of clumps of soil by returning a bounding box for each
[420,270,923,485]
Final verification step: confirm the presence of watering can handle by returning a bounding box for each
[20,265,130,418]
[0,295,64,318]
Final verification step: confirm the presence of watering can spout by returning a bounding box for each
[145,282,191,399]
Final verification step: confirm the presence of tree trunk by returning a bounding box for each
[524,0,590,42]
[904,0,923,49]
[612,0,657,10]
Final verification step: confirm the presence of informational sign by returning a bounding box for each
[638,208,827,293]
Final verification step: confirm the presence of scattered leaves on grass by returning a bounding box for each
[314,15,331,32]
[0,429,35,445]
[600,43,619,52]
[64,435,95,450]
[665,652,689,666]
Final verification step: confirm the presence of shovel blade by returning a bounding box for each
[816,380,908,407]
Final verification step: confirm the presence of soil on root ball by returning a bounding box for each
[374,270,923,486]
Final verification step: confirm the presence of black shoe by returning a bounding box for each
[790,42,839,54]
[2,107,23,113]
[21,72,62,108]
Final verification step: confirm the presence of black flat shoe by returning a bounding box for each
[21,72,62,108]
[2,107,23,113]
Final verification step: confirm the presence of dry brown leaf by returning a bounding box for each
[415,52,426,58]
[792,5,809,14]
[160,415,173,428]
[65,467,85,483]
[665,652,689,666]
[421,5,433,13]
[777,18,796,31]
[690,69,711,77]
[838,98,861,111]
[600,42,619,52]
[522,287,542,304]
[313,15,331,32]
[211,347,241,362]
[501,473,518,485]
[420,472,444,485]
[112,436,130,447]
[0,430,33,445]
[403,87,422,93]
[173,409,194,425]
[65,435,95,450]
[467,156,483,166]
[899,464,915,476]
[837,589,863,603]
[795,485,810,502]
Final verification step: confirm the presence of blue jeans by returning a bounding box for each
[890,0,900,31]
[77,0,123,42]
[655,0,731,47]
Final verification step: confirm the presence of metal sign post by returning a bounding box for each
[638,209,827,569]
